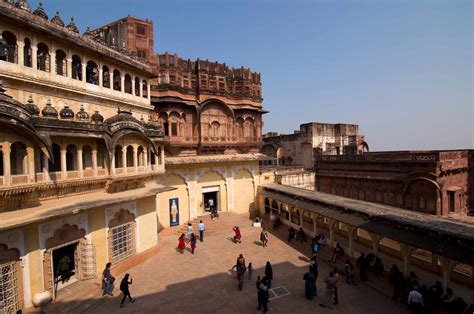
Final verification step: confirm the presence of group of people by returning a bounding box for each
[101,262,136,308]
[177,220,206,254]
[389,265,471,314]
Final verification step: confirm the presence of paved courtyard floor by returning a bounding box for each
[44,214,407,314]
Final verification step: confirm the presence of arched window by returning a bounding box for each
[114,145,123,168]
[55,49,67,76]
[126,146,134,167]
[419,196,426,210]
[97,144,107,169]
[286,156,293,165]
[49,144,61,172]
[37,42,50,72]
[236,118,244,139]
[142,80,148,97]
[244,118,253,139]
[86,61,99,85]
[72,55,82,80]
[124,74,132,94]
[137,146,144,166]
[82,145,93,169]
[134,77,140,96]
[1,31,18,63]
[66,144,77,171]
[150,151,156,165]
[102,66,110,88]
[23,37,32,67]
[113,70,121,91]
[211,121,220,139]
[10,142,27,175]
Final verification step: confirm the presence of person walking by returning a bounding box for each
[177,233,186,254]
[119,274,136,307]
[265,261,273,288]
[233,226,242,243]
[199,220,205,242]
[345,260,356,285]
[356,253,368,281]
[257,277,269,313]
[288,226,295,242]
[260,228,268,247]
[333,267,340,305]
[190,233,197,254]
[187,223,193,242]
[303,266,316,300]
[57,255,70,284]
[248,262,254,280]
[407,285,424,314]
[311,259,319,296]
[319,272,336,309]
[102,262,115,296]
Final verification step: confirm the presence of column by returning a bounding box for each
[288,207,292,224]
[131,76,136,95]
[77,149,83,177]
[60,148,67,178]
[132,145,138,172]
[139,81,143,98]
[109,71,114,89]
[147,83,151,101]
[299,209,304,227]
[438,256,453,289]
[42,153,50,181]
[143,148,148,171]
[312,214,318,236]
[92,149,98,176]
[81,62,87,82]
[26,147,35,182]
[31,45,38,69]
[67,58,72,78]
[369,232,381,256]
[120,74,125,93]
[347,226,356,257]
[50,50,56,75]
[122,147,127,171]
[327,218,335,245]
[17,41,25,66]
[400,244,410,276]
[98,67,103,87]
[110,154,116,175]
[3,142,11,185]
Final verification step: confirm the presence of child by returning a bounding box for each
[248,262,254,280]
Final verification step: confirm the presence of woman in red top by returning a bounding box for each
[233,226,242,243]
[178,233,186,253]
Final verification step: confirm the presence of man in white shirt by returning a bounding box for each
[407,286,424,314]
[199,220,205,242]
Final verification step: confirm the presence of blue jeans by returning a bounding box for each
[199,230,204,242]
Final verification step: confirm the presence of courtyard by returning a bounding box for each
[43,214,406,314]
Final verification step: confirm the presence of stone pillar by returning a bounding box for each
[299,210,304,227]
[26,147,35,182]
[3,142,11,185]
[77,149,83,177]
[98,67,103,87]
[139,81,143,98]
[131,76,136,95]
[17,41,24,66]
[400,244,410,276]
[92,149,98,176]
[50,50,56,75]
[66,58,72,78]
[60,148,67,177]
[110,154,116,175]
[347,226,356,257]
[132,145,138,172]
[122,147,127,171]
[312,214,318,235]
[31,45,38,69]
[120,74,125,93]
[144,148,148,171]
[43,153,50,181]
[369,233,381,257]
[288,207,292,225]
[81,62,87,82]
[327,218,335,245]
[147,84,151,101]
[438,256,454,289]
[109,71,114,88]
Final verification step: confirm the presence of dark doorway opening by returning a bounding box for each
[52,242,78,293]
[203,191,218,213]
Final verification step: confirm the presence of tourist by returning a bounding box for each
[344,260,356,285]
[427,281,443,309]
[441,288,457,313]
[199,220,205,242]
[303,266,316,300]
[407,285,424,314]
[333,267,340,305]
[190,233,197,254]
[356,252,368,281]
[177,233,186,254]
[319,271,336,309]
[119,273,136,307]
[373,257,384,275]
[102,262,115,296]
[248,262,254,280]
[265,261,273,288]
[257,277,269,313]
[237,259,247,290]
[260,228,269,247]
[233,226,242,243]
[288,226,295,242]
[311,259,319,296]
[187,223,193,242]
[57,254,71,284]
[389,264,403,300]
[317,234,327,247]
[329,243,344,263]
[272,216,282,230]
[297,227,307,243]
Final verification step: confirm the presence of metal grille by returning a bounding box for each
[80,243,97,279]
[0,261,19,314]
[110,223,134,263]
[268,286,290,300]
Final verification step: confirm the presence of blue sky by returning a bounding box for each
[30,0,472,151]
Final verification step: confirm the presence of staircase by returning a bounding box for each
[159,212,254,237]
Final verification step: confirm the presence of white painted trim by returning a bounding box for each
[202,185,220,193]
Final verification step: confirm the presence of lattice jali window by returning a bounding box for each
[0,261,19,313]
[109,222,136,264]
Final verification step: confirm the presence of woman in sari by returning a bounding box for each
[102,262,115,296]
[178,233,186,254]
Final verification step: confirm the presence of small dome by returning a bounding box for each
[59,105,74,119]
[41,101,58,118]
[50,11,64,27]
[66,18,79,33]
[76,105,89,122]
[15,0,31,12]
[91,110,104,124]
[25,95,40,115]
[83,27,93,38]
[32,2,48,20]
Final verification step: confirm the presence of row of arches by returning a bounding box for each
[0,31,148,97]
